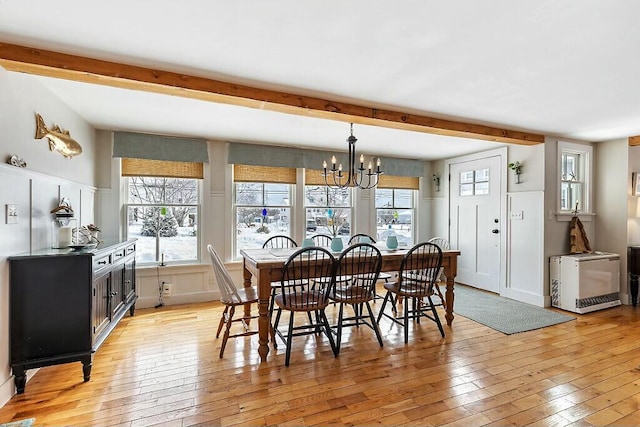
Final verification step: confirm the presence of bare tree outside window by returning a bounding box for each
[375,188,414,247]
[304,185,352,243]
[234,182,292,257]
[127,177,199,263]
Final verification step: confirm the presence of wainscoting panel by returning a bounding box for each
[505,191,545,306]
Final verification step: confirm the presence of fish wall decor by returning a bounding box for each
[34,113,83,158]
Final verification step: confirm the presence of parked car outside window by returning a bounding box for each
[306,220,317,232]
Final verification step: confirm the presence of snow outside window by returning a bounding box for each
[234,183,292,258]
[304,185,352,246]
[375,188,415,247]
[126,177,200,264]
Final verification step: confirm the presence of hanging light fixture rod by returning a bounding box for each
[322,123,383,189]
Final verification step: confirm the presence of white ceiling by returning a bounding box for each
[1,1,640,161]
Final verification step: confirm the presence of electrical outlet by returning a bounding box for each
[162,282,172,297]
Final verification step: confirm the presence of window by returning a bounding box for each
[234,182,292,257]
[304,185,352,244]
[558,142,592,213]
[459,168,490,196]
[375,188,415,247]
[126,177,200,264]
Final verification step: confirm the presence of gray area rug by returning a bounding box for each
[453,285,575,334]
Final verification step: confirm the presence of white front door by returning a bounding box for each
[449,155,502,293]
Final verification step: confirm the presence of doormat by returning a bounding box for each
[454,284,575,334]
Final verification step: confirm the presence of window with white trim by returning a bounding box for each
[304,185,352,245]
[234,183,293,257]
[375,188,415,247]
[126,177,200,264]
[558,141,593,214]
[233,165,296,258]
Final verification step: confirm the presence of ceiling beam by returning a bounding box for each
[0,42,544,145]
[630,136,640,146]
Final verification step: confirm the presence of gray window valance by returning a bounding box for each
[227,142,424,178]
[113,132,209,163]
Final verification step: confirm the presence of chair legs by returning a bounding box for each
[216,304,260,358]
[217,305,235,358]
[284,312,295,367]
[428,296,445,337]
[216,306,229,339]
[377,292,445,344]
[276,309,337,366]
[334,300,383,355]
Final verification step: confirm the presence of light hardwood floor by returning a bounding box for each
[2,290,640,426]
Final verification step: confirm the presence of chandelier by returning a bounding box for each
[322,123,383,189]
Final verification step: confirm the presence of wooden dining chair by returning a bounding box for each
[330,242,384,354]
[273,246,338,366]
[312,234,350,291]
[311,234,333,247]
[427,237,449,306]
[207,244,260,358]
[376,242,445,344]
[347,233,393,299]
[263,235,298,318]
[348,233,375,245]
[263,235,297,249]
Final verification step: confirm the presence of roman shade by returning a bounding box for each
[114,132,209,179]
[121,158,204,179]
[304,168,328,186]
[228,142,425,178]
[377,175,420,190]
[233,165,297,184]
[306,170,419,189]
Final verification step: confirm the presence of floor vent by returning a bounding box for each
[576,292,620,309]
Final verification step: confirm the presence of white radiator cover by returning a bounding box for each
[550,252,621,314]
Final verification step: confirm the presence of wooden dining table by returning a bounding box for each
[240,245,461,362]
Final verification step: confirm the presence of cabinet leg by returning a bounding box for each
[82,357,92,382]
[13,366,26,394]
[631,274,639,307]
[130,304,136,316]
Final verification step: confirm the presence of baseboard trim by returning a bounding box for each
[136,290,219,309]
[501,287,546,307]
[0,369,38,408]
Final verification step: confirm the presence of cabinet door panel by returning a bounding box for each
[11,256,92,360]
[110,262,125,316]
[93,269,111,340]
[123,258,136,303]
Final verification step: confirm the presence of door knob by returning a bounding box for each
[492,229,499,234]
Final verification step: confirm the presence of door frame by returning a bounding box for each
[444,146,508,295]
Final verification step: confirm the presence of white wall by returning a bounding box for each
[542,137,597,302]
[594,139,629,302]
[424,160,447,240]
[505,143,546,305]
[0,67,98,406]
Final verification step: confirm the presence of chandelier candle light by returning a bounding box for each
[323,123,383,189]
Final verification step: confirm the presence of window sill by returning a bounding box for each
[137,262,209,274]
[554,212,595,222]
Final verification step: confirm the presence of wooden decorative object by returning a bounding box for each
[569,215,592,254]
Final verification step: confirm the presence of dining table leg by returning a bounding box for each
[243,259,271,362]
[444,275,455,326]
